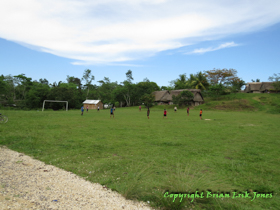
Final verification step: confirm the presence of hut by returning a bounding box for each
[152,89,204,106]
[245,82,275,93]
[83,100,103,109]
[260,82,275,93]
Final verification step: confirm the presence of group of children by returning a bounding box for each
[81,105,100,115]
[161,107,202,119]
[81,105,203,120]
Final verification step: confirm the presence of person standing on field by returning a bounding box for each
[110,107,114,118]
[97,106,100,111]
[187,107,190,116]
[199,109,203,120]
[174,106,177,112]
[139,105,141,111]
[81,106,84,116]
[86,106,89,112]
[163,109,168,119]
[147,107,150,119]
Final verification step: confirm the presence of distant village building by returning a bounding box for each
[244,82,275,93]
[152,89,204,106]
[83,100,103,109]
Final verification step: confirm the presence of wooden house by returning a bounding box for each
[83,100,103,109]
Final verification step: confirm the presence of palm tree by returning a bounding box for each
[188,72,209,90]
[174,74,190,89]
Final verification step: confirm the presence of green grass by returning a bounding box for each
[0,96,280,209]
[201,93,280,114]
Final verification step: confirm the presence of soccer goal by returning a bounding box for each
[42,100,68,111]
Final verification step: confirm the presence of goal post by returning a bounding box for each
[42,100,68,111]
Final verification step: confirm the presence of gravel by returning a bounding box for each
[0,146,153,210]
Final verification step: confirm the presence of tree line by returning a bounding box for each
[0,69,278,110]
[0,69,160,109]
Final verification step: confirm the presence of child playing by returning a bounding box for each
[139,105,141,111]
[81,106,84,115]
[86,106,88,112]
[110,107,114,118]
[187,107,189,116]
[199,109,202,120]
[147,107,150,119]
[163,109,168,119]
[174,106,177,112]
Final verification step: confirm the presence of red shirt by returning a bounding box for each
[164,110,167,114]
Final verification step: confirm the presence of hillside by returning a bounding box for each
[197,93,280,113]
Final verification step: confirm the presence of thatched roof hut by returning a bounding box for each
[260,82,275,92]
[83,100,103,109]
[152,89,204,106]
[245,82,275,93]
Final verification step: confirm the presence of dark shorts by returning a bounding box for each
[98,108,99,110]
[164,114,166,116]
[174,110,177,111]
[187,111,189,113]
[111,112,113,115]
[200,114,202,116]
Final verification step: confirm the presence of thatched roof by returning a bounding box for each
[260,82,275,91]
[245,82,275,92]
[152,89,203,102]
[247,82,262,91]
[153,91,169,101]
[244,85,249,92]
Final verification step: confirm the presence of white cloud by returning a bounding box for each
[0,0,280,64]
[188,42,239,54]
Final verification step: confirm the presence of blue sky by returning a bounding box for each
[1,0,280,87]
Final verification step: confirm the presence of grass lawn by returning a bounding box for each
[0,103,279,209]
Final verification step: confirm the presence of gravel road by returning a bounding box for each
[0,146,152,210]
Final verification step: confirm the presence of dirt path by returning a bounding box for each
[0,146,152,210]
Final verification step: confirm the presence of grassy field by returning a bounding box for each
[1,94,280,209]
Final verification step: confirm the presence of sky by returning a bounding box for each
[1,0,280,87]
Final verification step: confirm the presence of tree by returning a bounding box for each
[160,86,174,91]
[0,75,8,99]
[67,76,82,89]
[134,79,160,105]
[204,68,239,86]
[172,90,194,106]
[82,69,95,97]
[208,84,227,98]
[13,74,33,101]
[120,70,135,106]
[97,77,118,105]
[141,93,155,108]
[47,83,83,109]
[231,78,246,93]
[25,82,50,109]
[39,78,49,86]
[2,75,16,102]
[171,74,190,90]
[125,70,133,82]
[268,73,280,91]
[188,72,209,90]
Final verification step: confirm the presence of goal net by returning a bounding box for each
[42,100,68,111]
